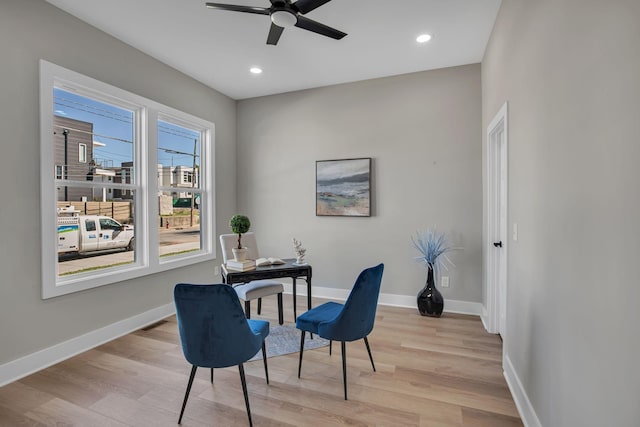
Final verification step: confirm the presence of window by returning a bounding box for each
[85,219,96,231]
[78,143,87,163]
[99,218,121,230]
[157,118,204,258]
[40,60,215,298]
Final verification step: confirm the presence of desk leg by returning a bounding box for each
[307,277,312,312]
[292,277,297,321]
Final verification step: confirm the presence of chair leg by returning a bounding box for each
[178,365,197,424]
[257,297,262,315]
[210,368,214,383]
[261,341,269,384]
[298,330,306,378]
[363,336,376,372]
[244,300,251,319]
[238,363,253,427]
[277,293,283,325]
[329,340,332,355]
[341,341,347,400]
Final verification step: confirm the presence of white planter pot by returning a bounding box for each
[232,247,248,262]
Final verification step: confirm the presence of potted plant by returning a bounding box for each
[229,214,251,262]
[412,229,457,317]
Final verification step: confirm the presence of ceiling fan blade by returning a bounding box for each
[294,15,346,40]
[205,3,269,15]
[292,0,333,14]
[266,23,285,45]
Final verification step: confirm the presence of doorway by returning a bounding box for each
[486,102,508,337]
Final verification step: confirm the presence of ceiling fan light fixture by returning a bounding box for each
[416,34,432,43]
[204,1,346,46]
[271,10,297,28]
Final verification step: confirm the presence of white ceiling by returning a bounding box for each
[46,0,501,100]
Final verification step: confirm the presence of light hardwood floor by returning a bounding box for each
[0,296,522,426]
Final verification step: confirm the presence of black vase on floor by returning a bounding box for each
[417,264,443,317]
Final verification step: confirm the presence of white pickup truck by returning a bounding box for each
[58,213,134,255]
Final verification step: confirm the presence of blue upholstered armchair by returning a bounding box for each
[174,283,270,426]
[295,263,384,400]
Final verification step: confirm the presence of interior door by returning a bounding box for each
[486,102,508,337]
[497,127,507,337]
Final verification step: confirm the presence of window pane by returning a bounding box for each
[159,192,201,258]
[57,192,136,278]
[54,88,134,183]
[157,120,200,190]
[157,119,202,259]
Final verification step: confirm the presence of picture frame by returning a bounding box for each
[316,157,371,217]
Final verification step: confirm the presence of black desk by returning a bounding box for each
[221,258,312,321]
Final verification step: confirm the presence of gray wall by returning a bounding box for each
[237,65,483,302]
[482,0,640,425]
[0,0,235,365]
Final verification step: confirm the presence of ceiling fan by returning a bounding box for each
[205,0,347,45]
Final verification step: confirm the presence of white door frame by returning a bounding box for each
[485,102,508,336]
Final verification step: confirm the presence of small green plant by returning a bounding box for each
[229,214,251,249]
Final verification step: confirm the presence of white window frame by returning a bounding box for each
[78,143,87,163]
[40,60,216,299]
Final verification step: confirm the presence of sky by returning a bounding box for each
[53,88,200,170]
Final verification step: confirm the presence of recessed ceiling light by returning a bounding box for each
[250,67,263,74]
[416,34,432,43]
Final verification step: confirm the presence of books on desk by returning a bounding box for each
[225,259,256,271]
[255,257,285,267]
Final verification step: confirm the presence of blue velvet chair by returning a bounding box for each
[296,263,384,400]
[174,283,270,426]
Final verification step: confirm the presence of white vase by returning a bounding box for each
[296,255,304,264]
[232,247,248,262]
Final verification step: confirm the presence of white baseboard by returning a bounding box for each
[503,354,542,427]
[283,283,482,316]
[0,303,175,387]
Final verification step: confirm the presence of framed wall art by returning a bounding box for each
[316,157,371,217]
